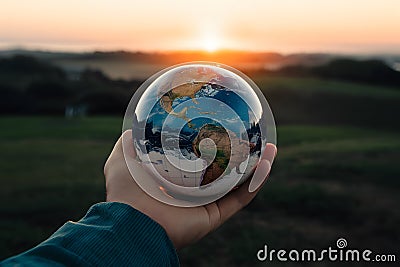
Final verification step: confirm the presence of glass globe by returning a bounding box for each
[122,62,276,207]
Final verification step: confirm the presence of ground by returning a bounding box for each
[1,116,399,266]
[1,63,400,267]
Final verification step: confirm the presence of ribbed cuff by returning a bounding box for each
[47,202,179,266]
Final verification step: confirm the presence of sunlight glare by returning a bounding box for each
[201,30,220,52]
[204,38,218,52]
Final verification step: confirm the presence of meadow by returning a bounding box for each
[1,73,400,266]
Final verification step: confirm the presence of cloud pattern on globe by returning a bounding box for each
[123,62,276,207]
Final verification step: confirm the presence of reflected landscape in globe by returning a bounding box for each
[123,62,276,207]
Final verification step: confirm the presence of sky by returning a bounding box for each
[1,0,399,54]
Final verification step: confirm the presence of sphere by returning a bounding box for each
[122,62,276,207]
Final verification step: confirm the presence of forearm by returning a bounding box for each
[1,202,179,267]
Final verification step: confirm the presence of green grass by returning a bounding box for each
[0,116,122,257]
[252,75,400,131]
[1,117,399,266]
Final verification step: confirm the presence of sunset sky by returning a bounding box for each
[1,0,399,54]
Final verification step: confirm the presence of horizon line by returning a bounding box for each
[1,46,400,57]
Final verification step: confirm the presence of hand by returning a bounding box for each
[104,130,277,250]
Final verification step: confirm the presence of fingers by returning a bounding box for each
[248,160,271,193]
[215,143,277,225]
[248,143,277,192]
[215,179,255,225]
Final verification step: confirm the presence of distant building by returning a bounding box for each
[65,104,87,118]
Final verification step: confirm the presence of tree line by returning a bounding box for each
[0,54,399,117]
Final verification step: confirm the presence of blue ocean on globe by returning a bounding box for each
[139,82,262,187]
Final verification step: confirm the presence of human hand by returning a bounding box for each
[104,130,277,250]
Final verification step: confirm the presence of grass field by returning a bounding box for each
[1,116,399,266]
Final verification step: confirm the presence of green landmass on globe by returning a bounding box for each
[193,124,231,185]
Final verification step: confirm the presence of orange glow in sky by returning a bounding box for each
[0,0,399,53]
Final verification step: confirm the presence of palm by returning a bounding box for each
[104,131,276,249]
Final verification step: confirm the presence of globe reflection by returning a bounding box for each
[123,62,275,206]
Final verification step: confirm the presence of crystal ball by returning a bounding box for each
[122,62,276,207]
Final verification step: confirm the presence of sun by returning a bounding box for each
[198,25,222,52]
[203,38,218,52]
[200,30,221,52]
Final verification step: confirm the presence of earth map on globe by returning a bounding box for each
[133,65,263,189]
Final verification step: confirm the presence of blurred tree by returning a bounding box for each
[313,59,400,86]
[0,84,30,114]
[26,81,71,114]
[78,92,126,115]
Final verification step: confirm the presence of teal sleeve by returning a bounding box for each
[1,202,179,267]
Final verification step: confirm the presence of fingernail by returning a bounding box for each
[248,159,271,193]
[262,144,277,163]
